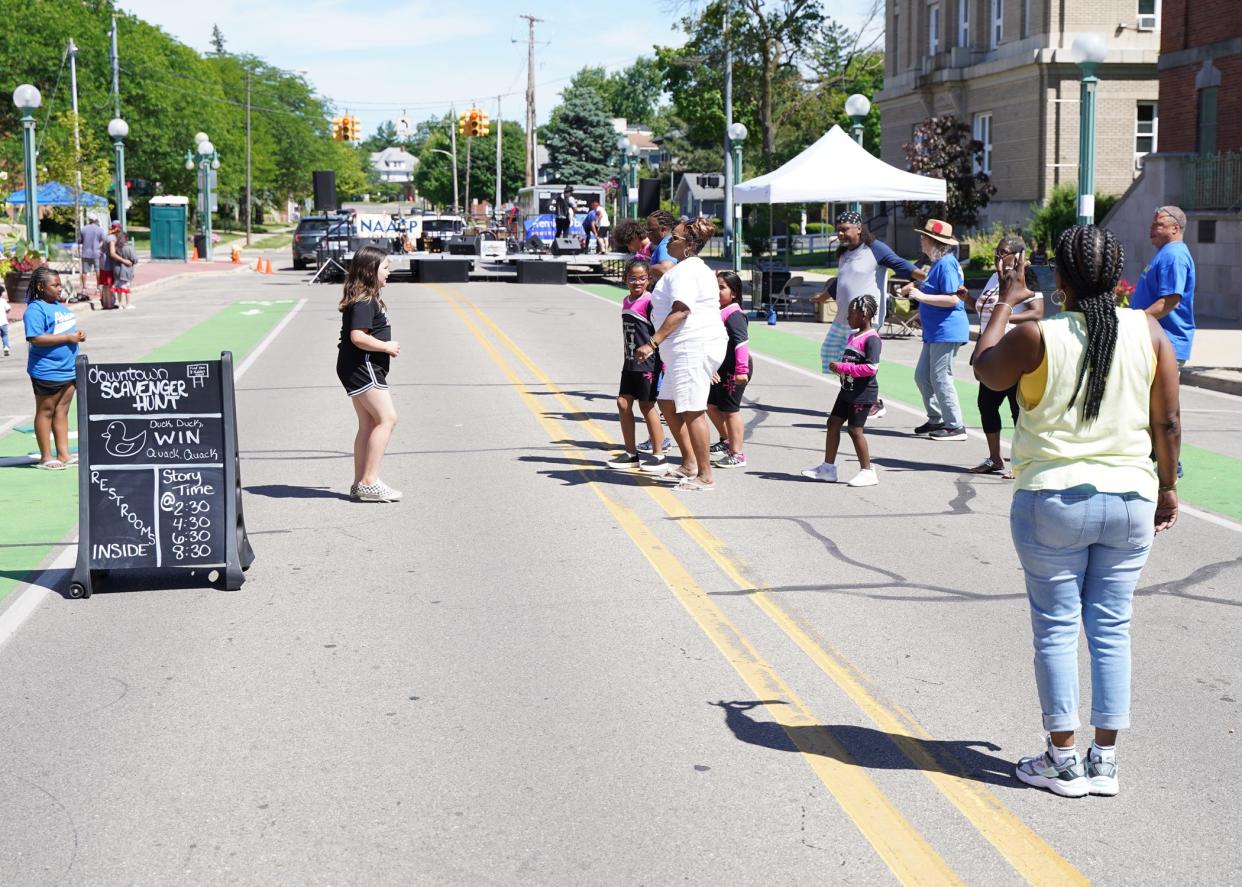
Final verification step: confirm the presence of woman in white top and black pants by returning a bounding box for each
[968,234,1043,477]
[634,218,728,492]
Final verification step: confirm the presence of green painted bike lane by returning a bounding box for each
[0,301,297,605]
[579,283,1242,523]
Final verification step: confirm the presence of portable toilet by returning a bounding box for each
[149,196,189,260]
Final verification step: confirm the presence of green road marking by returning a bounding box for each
[579,283,1242,523]
[0,301,296,605]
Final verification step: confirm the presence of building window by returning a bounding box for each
[1197,87,1218,155]
[958,0,969,46]
[1135,102,1157,163]
[1138,0,1159,31]
[929,3,941,55]
[990,0,1003,47]
[973,112,993,175]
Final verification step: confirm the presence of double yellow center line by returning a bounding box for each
[432,283,1087,886]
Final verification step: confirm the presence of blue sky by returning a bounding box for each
[119,0,881,139]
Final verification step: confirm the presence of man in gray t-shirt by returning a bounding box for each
[79,218,106,297]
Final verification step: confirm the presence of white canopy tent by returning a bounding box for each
[733,125,947,204]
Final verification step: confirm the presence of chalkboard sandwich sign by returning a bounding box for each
[70,351,254,598]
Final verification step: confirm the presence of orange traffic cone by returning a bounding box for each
[230,247,242,264]
[254,257,263,271]
[263,259,273,275]
[190,245,199,261]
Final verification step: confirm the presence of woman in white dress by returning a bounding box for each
[634,218,728,491]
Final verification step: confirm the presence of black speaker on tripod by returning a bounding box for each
[637,179,660,218]
[312,170,337,212]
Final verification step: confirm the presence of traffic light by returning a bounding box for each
[477,111,490,138]
[468,108,481,138]
[457,112,467,136]
[347,115,361,142]
[331,116,345,141]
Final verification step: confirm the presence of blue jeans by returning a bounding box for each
[1010,488,1156,732]
[914,341,963,428]
[0,323,8,350]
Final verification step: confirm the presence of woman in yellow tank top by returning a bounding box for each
[973,225,1181,799]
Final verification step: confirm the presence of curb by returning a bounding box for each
[1180,368,1242,397]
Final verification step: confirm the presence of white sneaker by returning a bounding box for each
[1086,747,1119,797]
[847,468,878,487]
[355,480,402,502]
[800,462,838,482]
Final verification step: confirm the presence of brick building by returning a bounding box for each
[876,0,1160,243]
[1101,0,1242,319]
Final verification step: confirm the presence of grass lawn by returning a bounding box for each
[251,232,293,250]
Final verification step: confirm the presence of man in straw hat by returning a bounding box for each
[899,218,969,440]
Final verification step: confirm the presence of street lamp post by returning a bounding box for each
[627,144,639,219]
[108,117,129,233]
[615,136,630,220]
[845,93,872,216]
[12,84,42,249]
[1071,33,1107,226]
[727,122,747,273]
[185,132,220,261]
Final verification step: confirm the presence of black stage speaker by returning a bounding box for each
[447,234,478,255]
[551,237,582,256]
[417,257,471,283]
[526,235,546,253]
[312,170,337,212]
[637,179,660,218]
[516,260,567,285]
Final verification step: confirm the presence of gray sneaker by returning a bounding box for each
[638,438,672,454]
[355,480,403,502]
[715,452,746,468]
[1086,748,1119,796]
[709,440,730,462]
[1015,738,1089,797]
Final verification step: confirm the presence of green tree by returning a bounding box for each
[361,121,400,154]
[35,112,113,227]
[543,88,618,185]
[902,115,997,229]
[210,25,227,55]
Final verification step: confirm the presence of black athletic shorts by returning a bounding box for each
[31,377,73,397]
[707,376,748,413]
[618,369,660,402]
[830,392,872,428]
[337,352,389,397]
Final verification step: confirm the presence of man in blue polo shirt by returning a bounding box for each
[1132,204,1195,478]
[1132,205,1196,364]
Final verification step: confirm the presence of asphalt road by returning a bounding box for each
[1,270,1239,886]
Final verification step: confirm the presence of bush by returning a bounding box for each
[961,222,1006,270]
[1027,184,1120,252]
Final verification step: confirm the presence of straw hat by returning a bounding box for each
[914,218,958,245]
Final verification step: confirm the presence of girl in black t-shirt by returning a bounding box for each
[337,245,402,502]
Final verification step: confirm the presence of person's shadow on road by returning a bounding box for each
[245,484,352,501]
[710,700,1016,788]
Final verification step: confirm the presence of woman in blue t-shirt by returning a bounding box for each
[24,266,87,470]
[901,219,969,440]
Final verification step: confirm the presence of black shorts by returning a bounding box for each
[31,377,73,397]
[618,369,660,402]
[830,393,872,428]
[337,353,389,397]
[707,376,749,413]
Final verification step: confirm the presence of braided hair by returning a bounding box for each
[1053,225,1125,422]
[25,265,60,304]
[848,293,878,321]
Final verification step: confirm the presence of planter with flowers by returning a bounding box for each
[3,242,45,303]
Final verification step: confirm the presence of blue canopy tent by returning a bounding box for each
[5,181,108,207]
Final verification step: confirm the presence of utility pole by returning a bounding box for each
[723,0,735,262]
[518,14,542,186]
[465,126,473,218]
[245,67,252,246]
[495,95,503,221]
[448,105,460,213]
[68,39,85,289]
[110,17,120,118]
